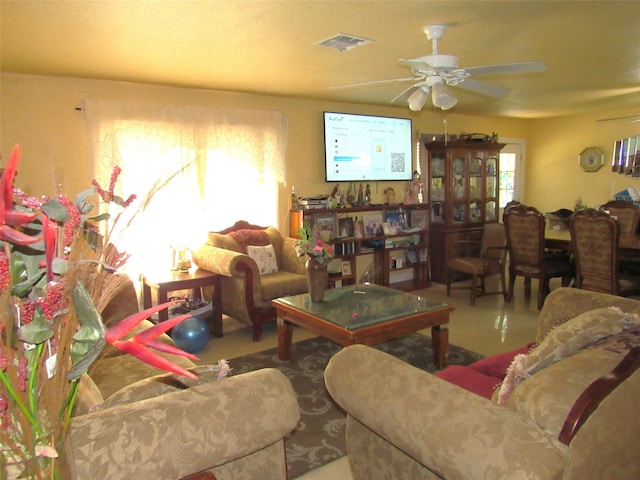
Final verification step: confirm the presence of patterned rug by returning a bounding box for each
[227,333,483,479]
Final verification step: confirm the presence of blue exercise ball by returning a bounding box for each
[172,316,210,354]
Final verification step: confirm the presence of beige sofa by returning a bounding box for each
[324,288,640,480]
[192,221,308,341]
[64,275,300,480]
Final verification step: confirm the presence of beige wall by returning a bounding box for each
[527,110,640,213]
[1,73,638,232]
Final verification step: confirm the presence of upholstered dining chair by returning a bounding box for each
[503,204,573,309]
[599,199,640,234]
[569,208,640,296]
[446,222,507,305]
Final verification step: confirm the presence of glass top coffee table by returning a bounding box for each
[273,283,454,368]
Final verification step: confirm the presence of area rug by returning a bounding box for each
[227,333,483,479]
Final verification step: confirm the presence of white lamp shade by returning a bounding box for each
[431,82,457,110]
[407,87,429,111]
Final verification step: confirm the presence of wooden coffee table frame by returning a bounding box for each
[273,298,454,369]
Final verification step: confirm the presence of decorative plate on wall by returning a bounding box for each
[578,146,605,172]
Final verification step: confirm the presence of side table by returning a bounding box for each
[141,268,223,338]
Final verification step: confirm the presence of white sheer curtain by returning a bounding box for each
[82,99,287,276]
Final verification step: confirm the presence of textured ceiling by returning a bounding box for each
[2,0,640,119]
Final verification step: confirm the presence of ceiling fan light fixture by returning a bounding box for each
[407,86,429,111]
[431,81,457,110]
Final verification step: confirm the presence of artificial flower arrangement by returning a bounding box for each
[295,226,334,265]
[0,145,221,479]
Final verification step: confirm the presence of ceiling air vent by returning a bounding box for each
[315,33,374,52]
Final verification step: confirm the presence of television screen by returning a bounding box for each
[323,112,413,182]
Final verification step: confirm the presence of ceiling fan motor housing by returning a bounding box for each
[415,54,458,70]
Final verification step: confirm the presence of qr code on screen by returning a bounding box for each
[391,152,405,172]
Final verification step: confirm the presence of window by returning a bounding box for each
[83,100,287,277]
[499,151,516,207]
[499,140,525,212]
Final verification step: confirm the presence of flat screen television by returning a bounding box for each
[323,112,413,182]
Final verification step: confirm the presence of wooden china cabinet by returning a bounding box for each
[423,140,505,283]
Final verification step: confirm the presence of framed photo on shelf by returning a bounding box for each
[313,212,336,236]
[405,250,418,265]
[383,209,407,234]
[337,217,354,238]
[341,260,352,276]
[410,209,428,229]
[362,212,384,236]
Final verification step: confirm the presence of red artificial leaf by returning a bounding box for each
[112,340,197,379]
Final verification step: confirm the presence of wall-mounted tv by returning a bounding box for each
[323,112,413,182]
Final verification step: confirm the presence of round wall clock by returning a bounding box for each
[578,146,604,172]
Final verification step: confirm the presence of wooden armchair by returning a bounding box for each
[503,204,573,309]
[446,222,507,305]
[599,199,640,234]
[192,221,308,340]
[569,208,640,296]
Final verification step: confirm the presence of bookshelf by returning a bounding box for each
[290,204,430,291]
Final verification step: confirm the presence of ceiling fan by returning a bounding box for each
[333,24,546,111]
[597,114,640,123]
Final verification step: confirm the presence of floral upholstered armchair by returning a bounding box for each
[65,275,300,480]
[192,221,308,340]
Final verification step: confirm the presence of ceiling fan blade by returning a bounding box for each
[597,114,640,122]
[391,84,423,104]
[454,78,510,97]
[330,76,420,90]
[464,61,546,77]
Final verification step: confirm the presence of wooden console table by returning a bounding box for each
[141,268,223,337]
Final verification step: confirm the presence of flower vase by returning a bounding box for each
[306,257,328,303]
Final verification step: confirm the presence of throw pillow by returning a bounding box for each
[228,229,270,253]
[247,244,279,275]
[495,306,639,406]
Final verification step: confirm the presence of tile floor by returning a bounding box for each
[196,277,554,479]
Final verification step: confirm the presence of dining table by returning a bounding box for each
[545,229,640,262]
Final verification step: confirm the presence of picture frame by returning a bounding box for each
[362,212,384,236]
[625,136,637,175]
[341,260,352,276]
[383,209,407,234]
[382,222,391,235]
[410,208,428,229]
[405,250,418,264]
[578,146,605,173]
[313,212,336,236]
[337,217,354,238]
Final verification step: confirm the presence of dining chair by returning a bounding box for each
[446,222,507,305]
[599,199,640,234]
[569,208,640,296]
[503,204,573,309]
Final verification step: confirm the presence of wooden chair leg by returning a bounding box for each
[470,274,477,306]
[524,277,532,297]
[538,277,550,310]
[446,268,452,297]
[506,273,515,302]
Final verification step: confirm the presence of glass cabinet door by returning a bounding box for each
[429,152,446,223]
[452,156,466,200]
[486,201,497,221]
